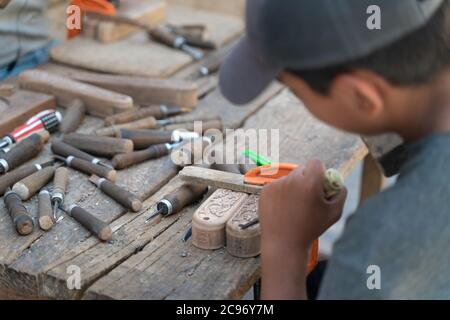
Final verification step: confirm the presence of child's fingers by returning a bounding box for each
[303,159,326,194]
[326,186,347,224]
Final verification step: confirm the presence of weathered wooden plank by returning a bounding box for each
[81,89,367,300]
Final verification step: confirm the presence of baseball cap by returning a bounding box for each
[219,0,444,105]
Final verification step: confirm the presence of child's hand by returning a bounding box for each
[259,159,347,252]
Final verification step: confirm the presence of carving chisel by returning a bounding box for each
[51,167,69,221]
[117,128,199,149]
[55,155,117,181]
[4,188,34,235]
[0,132,48,173]
[60,204,112,241]
[62,133,134,158]
[88,175,142,212]
[112,142,182,170]
[12,166,56,201]
[38,189,54,231]
[145,182,208,223]
[0,160,54,196]
[51,139,113,169]
[59,99,86,134]
[104,105,188,126]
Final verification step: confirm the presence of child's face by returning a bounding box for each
[278,71,394,136]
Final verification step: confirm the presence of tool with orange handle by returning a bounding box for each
[68,0,118,39]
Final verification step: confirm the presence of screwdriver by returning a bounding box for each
[0,110,61,150]
[145,182,208,223]
[51,167,69,221]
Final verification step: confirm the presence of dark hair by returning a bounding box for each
[292,1,450,94]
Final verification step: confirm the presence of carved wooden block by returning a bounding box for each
[192,188,248,250]
[226,194,260,258]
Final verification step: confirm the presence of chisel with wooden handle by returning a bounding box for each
[118,129,199,149]
[89,175,142,212]
[51,139,113,169]
[0,133,48,173]
[112,143,179,170]
[163,118,223,133]
[51,166,69,221]
[104,105,187,126]
[56,155,117,182]
[61,204,112,241]
[150,25,204,60]
[95,116,159,136]
[97,115,219,137]
[59,99,85,134]
[0,160,54,196]
[145,182,208,223]
[12,166,56,200]
[62,133,134,157]
[38,189,54,231]
[4,188,34,235]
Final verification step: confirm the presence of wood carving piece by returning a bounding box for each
[226,194,260,258]
[192,188,247,250]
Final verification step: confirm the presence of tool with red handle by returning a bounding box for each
[0,110,62,150]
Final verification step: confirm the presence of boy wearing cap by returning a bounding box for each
[219,0,450,299]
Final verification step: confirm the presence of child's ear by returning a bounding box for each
[329,73,385,118]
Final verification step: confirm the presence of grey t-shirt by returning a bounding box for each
[319,133,450,299]
[0,0,50,67]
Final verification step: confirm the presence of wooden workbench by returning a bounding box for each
[0,3,369,300]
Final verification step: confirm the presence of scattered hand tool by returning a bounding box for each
[59,99,86,134]
[0,160,54,196]
[97,115,219,137]
[112,142,182,169]
[51,167,70,221]
[62,133,134,158]
[117,128,199,149]
[19,70,134,118]
[88,175,142,212]
[0,110,61,150]
[55,155,117,182]
[95,116,159,136]
[0,133,48,174]
[38,189,54,231]
[12,166,56,201]
[163,118,223,133]
[4,188,34,235]
[51,139,113,169]
[85,12,204,60]
[166,24,216,50]
[145,182,208,223]
[149,25,204,60]
[104,105,188,126]
[60,204,112,241]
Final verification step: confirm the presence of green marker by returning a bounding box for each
[242,149,272,166]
